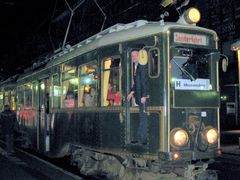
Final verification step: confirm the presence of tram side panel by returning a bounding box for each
[51,111,101,156]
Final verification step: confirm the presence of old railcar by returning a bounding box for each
[4,8,223,179]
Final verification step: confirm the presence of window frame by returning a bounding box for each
[61,62,79,108]
[148,48,160,78]
[17,85,24,110]
[51,73,61,109]
[0,90,3,110]
[78,60,98,107]
[32,81,38,110]
[24,83,33,108]
[101,55,122,107]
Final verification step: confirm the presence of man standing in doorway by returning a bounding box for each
[127,50,149,145]
[0,105,17,155]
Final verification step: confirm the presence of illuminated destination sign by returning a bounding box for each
[174,32,208,46]
[174,78,211,90]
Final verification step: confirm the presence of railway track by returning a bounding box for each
[19,148,105,180]
[0,140,105,180]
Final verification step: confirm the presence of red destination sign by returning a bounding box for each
[174,32,208,46]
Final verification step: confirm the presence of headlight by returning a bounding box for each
[177,7,201,24]
[203,127,218,144]
[170,128,189,147]
[185,8,201,24]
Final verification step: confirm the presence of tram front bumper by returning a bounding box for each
[158,148,219,162]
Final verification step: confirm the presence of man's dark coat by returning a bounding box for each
[0,109,17,135]
[131,63,149,105]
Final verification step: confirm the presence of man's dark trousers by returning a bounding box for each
[137,102,148,144]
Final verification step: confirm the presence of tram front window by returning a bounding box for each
[170,48,214,91]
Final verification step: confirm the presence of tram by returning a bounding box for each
[0,7,223,179]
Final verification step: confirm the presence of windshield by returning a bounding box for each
[170,48,215,91]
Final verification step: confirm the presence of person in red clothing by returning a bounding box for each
[113,91,121,106]
[107,83,115,106]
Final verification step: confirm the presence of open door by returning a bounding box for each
[125,48,150,145]
[125,48,142,144]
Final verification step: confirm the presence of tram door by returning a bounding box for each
[125,48,140,144]
[38,78,50,152]
[125,47,154,145]
[125,48,145,144]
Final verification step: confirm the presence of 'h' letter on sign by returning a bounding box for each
[176,81,181,87]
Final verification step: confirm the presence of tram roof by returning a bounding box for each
[0,75,18,89]
[49,20,217,66]
[17,20,218,81]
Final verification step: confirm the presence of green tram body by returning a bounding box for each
[0,20,221,179]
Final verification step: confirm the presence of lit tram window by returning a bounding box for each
[17,86,24,110]
[24,83,33,108]
[0,92,3,111]
[61,62,78,108]
[79,61,98,107]
[101,57,121,107]
[52,74,61,108]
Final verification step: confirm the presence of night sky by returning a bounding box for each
[0,0,192,79]
[0,0,54,78]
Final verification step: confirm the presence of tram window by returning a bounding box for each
[62,63,78,108]
[4,91,9,106]
[24,83,32,108]
[101,57,121,106]
[79,61,98,107]
[5,90,16,110]
[0,92,3,111]
[149,49,160,78]
[170,48,212,90]
[10,90,16,111]
[62,80,78,108]
[32,82,39,108]
[17,86,24,110]
[52,74,61,108]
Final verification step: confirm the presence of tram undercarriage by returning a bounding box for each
[70,145,217,180]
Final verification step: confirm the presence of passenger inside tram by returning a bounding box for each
[64,92,75,108]
[107,83,115,106]
[83,87,96,107]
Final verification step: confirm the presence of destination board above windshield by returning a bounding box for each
[174,32,208,46]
